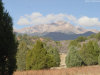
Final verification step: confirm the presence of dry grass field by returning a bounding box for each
[13,65,100,75]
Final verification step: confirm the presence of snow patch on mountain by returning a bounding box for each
[15,21,99,34]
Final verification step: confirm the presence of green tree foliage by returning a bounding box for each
[80,40,100,65]
[0,0,17,75]
[68,40,81,48]
[88,34,96,39]
[26,40,47,70]
[16,41,28,71]
[98,54,100,65]
[46,46,60,68]
[95,32,100,40]
[65,46,83,67]
[76,36,87,42]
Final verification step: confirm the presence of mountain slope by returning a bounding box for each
[15,21,99,40]
[43,31,95,41]
[15,21,99,34]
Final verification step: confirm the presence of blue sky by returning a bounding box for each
[2,0,100,30]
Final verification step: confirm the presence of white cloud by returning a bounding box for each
[17,12,100,27]
[78,16,100,27]
[17,17,30,25]
[17,12,75,25]
[66,15,77,22]
[27,12,42,19]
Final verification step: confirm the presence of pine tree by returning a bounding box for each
[0,0,17,75]
[98,54,100,65]
[68,40,81,49]
[26,40,47,70]
[76,36,87,42]
[16,41,27,71]
[95,32,100,40]
[65,46,83,67]
[80,40,100,65]
[46,46,60,68]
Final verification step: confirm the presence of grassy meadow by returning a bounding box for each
[13,65,100,75]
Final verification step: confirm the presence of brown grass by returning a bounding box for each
[13,65,100,75]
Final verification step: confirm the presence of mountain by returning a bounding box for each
[43,31,95,41]
[15,21,99,40]
[15,21,98,34]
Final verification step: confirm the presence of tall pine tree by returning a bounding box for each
[0,0,17,75]
[16,41,27,71]
[26,40,47,70]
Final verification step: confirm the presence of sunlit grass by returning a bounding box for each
[13,65,100,75]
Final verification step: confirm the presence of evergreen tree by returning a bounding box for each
[95,32,100,40]
[88,34,96,39]
[16,41,27,71]
[26,40,47,70]
[68,40,81,48]
[65,46,83,67]
[46,46,60,68]
[80,40,100,65]
[98,54,100,65]
[0,0,17,75]
[76,36,87,42]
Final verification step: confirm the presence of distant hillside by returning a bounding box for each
[16,32,100,54]
[14,21,99,41]
[43,31,95,41]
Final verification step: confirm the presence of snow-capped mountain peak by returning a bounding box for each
[15,21,99,34]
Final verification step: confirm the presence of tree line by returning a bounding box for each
[66,34,100,67]
[16,40,60,71]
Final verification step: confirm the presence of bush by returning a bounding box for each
[65,46,83,67]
